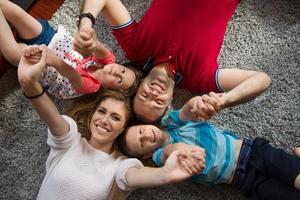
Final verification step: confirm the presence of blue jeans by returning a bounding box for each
[232,137,300,200]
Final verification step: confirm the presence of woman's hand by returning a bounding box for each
[18,45,47,89]
[162,148,206,183]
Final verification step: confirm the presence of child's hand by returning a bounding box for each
[162,148,205,183]
[73,26,97,57]
[180,93,223,121]
[18,45,47,85]
[178,148,206,175]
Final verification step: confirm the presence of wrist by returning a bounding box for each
[78,18,93,30]
[159,167,170,184]
[77,12,95,29]
[22,82,44,98]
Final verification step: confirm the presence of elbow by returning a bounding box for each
[259,72,271,91]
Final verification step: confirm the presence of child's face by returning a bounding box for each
[99,63,135,90]
[125,125,167,156]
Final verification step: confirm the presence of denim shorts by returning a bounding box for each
[17,19,56,46]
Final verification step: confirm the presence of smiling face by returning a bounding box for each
[125,125,169,156]
[133,69,174,123]
[97,63,136,90]
[89,97,127,151]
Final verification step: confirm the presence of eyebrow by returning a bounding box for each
[112,112,121,117]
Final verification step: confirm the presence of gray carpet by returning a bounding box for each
[0,0,299,199]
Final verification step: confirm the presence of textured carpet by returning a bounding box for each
[0,0,299,199]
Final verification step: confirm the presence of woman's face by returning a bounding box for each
[89,97,127,148]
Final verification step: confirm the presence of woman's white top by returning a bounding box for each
[37,115,143,200]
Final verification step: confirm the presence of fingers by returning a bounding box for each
[186,92,226,121]
[178,155,194,174]
[23,45,39,57]
[190,150,206,172]
[190,96,211,120]
[73,28,97,57]
[208,92,224,110]
[37,45,47,67]
[178,149,206,175]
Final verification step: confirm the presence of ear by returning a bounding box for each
[142,152,153,159]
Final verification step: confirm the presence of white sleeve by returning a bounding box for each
[116,158,143,191]
[47,115,80,149]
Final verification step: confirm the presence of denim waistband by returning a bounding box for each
[231,139,253,190]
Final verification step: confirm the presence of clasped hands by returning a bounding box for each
[181,92,227,121]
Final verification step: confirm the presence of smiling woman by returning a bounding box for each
[69,89,133,153]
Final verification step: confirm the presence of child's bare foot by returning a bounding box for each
[293,146,300,158]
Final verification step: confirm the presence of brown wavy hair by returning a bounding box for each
[67,89,133,140]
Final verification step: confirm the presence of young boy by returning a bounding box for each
[0,0,140,99]
[119,96,300,200]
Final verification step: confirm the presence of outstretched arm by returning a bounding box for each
[125,149,204,188]
[46,48,84,89]
[180,69,271,121]
[216,68,271,108]
[18,45,69,137]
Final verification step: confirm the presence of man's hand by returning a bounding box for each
[180,92,225,121]
[73,26,97,57]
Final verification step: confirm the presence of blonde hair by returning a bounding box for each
[67,89,133,140]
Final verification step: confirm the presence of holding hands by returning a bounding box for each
[18,45,47,87]
[180,92,227,121]
[73,26,97,57]
[162,147,206,183]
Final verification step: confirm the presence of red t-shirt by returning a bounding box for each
[113,0,240,94]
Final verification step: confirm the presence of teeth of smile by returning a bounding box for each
[152,130,155,142]
[96,125,108,132]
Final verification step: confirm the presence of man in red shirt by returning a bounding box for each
[74,0,271,122]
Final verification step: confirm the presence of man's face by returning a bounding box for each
[133,70,174,122]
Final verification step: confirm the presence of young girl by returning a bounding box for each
[119,96,300,200]
[17,46,205,200]
[0,0,140,99]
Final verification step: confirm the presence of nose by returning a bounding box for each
[141,130,152,141]
[100,114,109,125]
[150,89,159,96]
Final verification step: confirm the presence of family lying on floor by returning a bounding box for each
[1,0,299,199]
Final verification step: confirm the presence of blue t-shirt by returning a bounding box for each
[153,109,239,185]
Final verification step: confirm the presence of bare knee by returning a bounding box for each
[293,147,300,158]
[294,174,300,190]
